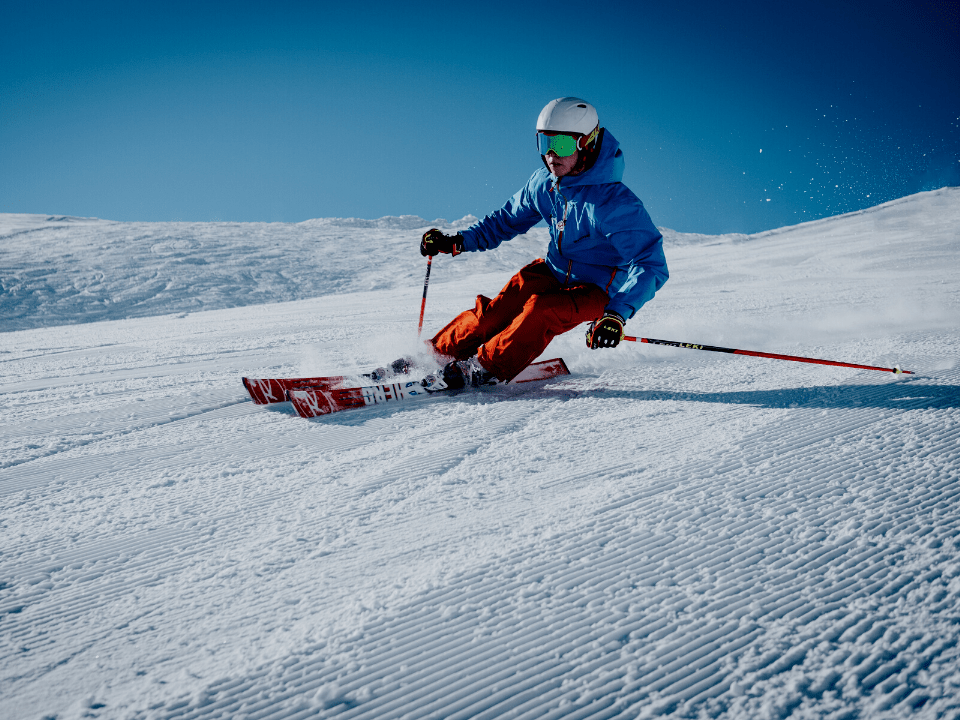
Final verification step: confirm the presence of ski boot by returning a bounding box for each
[368,356,417,382]
[441,356,501,390]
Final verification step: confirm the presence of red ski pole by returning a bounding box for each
[417,256,432,340]
[622,335,912,375]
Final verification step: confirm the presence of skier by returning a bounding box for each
[420,97,669,389]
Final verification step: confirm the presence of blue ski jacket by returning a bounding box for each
[460,129,668,320]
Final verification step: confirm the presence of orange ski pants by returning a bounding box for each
[431,259,609,381]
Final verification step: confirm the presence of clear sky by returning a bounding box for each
[2,0,957,234]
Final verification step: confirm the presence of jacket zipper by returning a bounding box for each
[555,178,570,256]
[552,177,575,286]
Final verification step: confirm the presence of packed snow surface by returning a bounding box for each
[2,188,959,720]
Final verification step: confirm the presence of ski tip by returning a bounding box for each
[510,357,570,384]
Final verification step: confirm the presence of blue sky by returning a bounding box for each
[2,0,957,234]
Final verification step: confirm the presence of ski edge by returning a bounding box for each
[244,357,571,405]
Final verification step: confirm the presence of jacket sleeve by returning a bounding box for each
[599,192,669,320]
[460,173,544,252]
[603,234,669,320]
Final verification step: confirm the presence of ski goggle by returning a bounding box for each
[537,132,580,157]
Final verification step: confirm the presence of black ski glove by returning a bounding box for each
[420,229,464,257]
[586,312,625,349]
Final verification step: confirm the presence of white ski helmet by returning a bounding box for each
[537,97,599,137]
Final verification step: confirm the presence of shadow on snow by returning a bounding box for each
[294,378,959,426]
[574,380,960,412]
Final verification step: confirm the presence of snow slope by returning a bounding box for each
[1,188,959,720]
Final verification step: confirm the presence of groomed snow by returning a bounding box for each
[1,188,959,720]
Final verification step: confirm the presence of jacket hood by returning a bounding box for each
[557,128,625,187]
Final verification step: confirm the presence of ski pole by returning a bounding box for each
[417,256,432,340]
[622,335,913,375]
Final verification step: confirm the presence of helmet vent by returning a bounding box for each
[577,104,586,108]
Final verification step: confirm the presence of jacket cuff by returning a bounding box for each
[604,303,633,321]
[459,228,480,252]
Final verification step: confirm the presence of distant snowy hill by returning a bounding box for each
[1,188,958,720]
[0,212,516,332]
[2,189,958,333]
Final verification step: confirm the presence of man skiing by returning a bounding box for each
[420,97,668,389]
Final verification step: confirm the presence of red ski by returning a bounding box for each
[242,359,418,404]
[286,358,570,419]
[242,374,349,404]
[243,358,569,406]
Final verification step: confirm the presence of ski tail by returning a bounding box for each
[242,357,420,405]
[242,375,348,404]
[288,380,430,418]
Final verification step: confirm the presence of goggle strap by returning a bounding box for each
[579,126,599,150]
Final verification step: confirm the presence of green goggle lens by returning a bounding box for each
[537,132,579,157]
